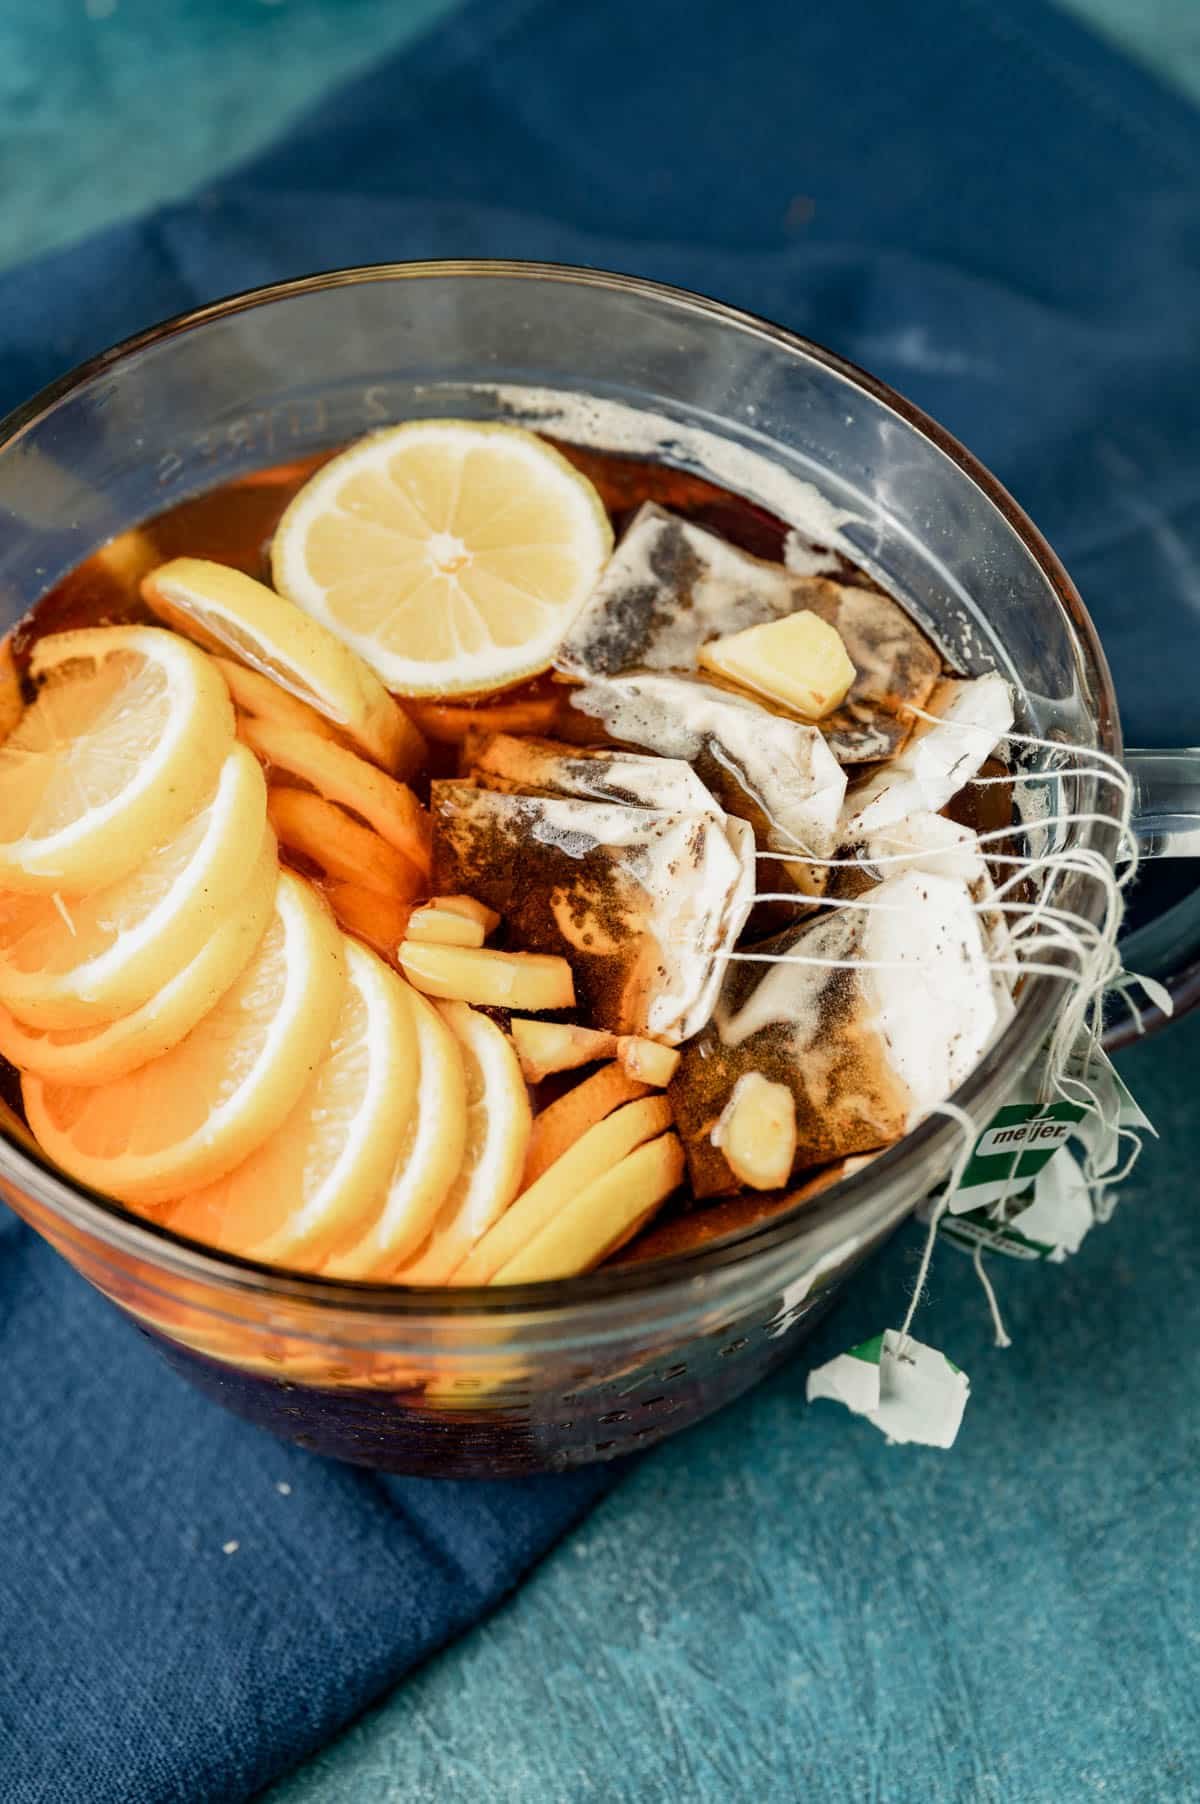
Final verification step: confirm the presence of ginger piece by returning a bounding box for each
[322,881,413,960]
[429,893,501,934]
[267,789,423,897]
[214,656,341,742]
[406,695,566,743]
[612,1153,877,1266]
[699,610,855,721]
[398,941,575,1012]
[524,1062,652,1186]
[492,1131,685,1282]
[712,1073,798,1191]
[617,1036,681,1087]
[454,1094,674,1284]
[510,1018,617,1082]
[406,906,486,949]
[240,716,431,873]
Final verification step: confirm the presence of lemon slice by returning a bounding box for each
[0,625,234,893]
[324,989,467,1277]
[142,558,421,772]
[0,742,268,1029]
[24,872,346,1206]
[271,420,614,696]
[0,832,277,1084]
[163,939,416,1267]
[391,1000,532,1284]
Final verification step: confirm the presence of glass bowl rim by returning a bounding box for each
[0,258,1124,1321]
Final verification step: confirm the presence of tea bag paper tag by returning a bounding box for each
[806,1330,969,1448]
[940,1042,1152,1214]
[1008,1150,1095,1258]
[1062,1043,1155,1177]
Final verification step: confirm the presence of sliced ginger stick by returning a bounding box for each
[523,1062,652,1187]
[405,695,565,744]
[268,789,423,897]
[322,881,414,960]
[214,656,341,741]
[454,1094,673,1284]
[492,1132,685,1283]
[398,941,575,1011]
[510,1018,617,1083]
[405,906,485,948]
[429,894,500,935]
[239,717,431,873]
[617,1037,681,1087]
[713,1072,797,1190]
[0,637,23,741]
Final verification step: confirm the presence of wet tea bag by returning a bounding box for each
[558,503,798,677]
[569,671,847,876]
[791,576,943,763]
[430,781,754,1042]
[671,866,1014,1195]
[461,730,715,814]
[559,503,943,764]
[841,672,1014,839]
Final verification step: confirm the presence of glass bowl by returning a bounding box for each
[0,263,1182,1477]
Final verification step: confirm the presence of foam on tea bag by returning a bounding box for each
[569,671,847,872]
[558,503,944,763]
[558,503,798,677]
[461,730,715,814]
[430,781,754,1042]
[841,672,1014,839]
[670,867,1013,1195]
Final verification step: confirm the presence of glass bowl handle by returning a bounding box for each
[1104,748,1200,1043]
[1126,748,1200,858]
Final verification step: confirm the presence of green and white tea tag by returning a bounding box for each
[1062,1045,1154,1179]
[931,1147,1099,1263]
[1010,1151,1094,1257]
[806,1330,969,1448]
[942,1042,1151,1215]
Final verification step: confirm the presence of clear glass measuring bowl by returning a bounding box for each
[0,263,1194,1477]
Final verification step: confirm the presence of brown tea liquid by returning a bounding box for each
[5,438,989,1260]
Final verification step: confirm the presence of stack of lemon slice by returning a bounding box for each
[0,421,687,1292]
[0,598,539,1278]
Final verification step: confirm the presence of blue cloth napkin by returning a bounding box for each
[1,3,1197,1801]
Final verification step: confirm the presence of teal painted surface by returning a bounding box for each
[0,0,461,270]
[1,3,1196,1799]
[264,1012,1200,1802]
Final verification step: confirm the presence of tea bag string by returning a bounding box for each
[894,1099,977,1359]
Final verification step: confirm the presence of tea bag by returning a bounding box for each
[558,502,943,764]
[671,866,1013,1195]
[430,781,754,1042]
[558,503,797,677]
[840,672,1014,839]
[461,730,715,814]
[794,575,943,761]
[569,671,846,871]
